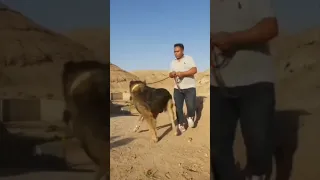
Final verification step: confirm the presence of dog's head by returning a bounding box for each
[63,61,108,95]
[63,61,109,108]
[129,80,146,93]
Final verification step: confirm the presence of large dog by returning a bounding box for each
[62,61,109,180]
[129,80,177,142]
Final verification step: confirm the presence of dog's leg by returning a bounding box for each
[145,115,158,143]
[167,99,178,136]
[133,115,143,132]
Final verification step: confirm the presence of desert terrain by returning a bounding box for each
[110,65,211,180]
[110,28,320,180]
[1,1,320,180]
[0,3,101,180]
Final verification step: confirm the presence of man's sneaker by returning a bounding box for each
[187,117,195,128]
[178,124,186,133]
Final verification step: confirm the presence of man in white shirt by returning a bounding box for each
[211,0,279,179]
[169,43,198,134]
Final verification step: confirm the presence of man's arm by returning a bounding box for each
[180,67,197,77]
[216,0,278,48]
[227,17,278,45]
[178,57,197,77]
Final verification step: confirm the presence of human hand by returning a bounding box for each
[169,71,176,78]
[211,32,233,52]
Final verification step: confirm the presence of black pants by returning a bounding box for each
[174,87,196,125]
[210,82,275,180]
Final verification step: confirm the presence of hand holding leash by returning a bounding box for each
[174,77,182,92]
[211,44,238,98]
[169,71,176,78]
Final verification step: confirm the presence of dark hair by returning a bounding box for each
[174,43,184,50]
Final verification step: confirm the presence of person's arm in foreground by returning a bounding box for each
[212,0,278,50]
[226,18,278,45]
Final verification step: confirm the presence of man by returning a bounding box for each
[210,0,279,179]
[169,43,197,134]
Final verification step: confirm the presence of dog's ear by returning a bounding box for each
[129,81,134,89]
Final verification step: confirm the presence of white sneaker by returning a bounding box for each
[187,117,194,128]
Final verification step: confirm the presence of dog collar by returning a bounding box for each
[69,71,92,94]
[131,84,140,92]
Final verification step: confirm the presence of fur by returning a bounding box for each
[129,80,177,142]
[62,60,109,180]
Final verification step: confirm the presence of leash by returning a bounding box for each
[145,75,182,92]
[211,46,237,98]
[142,73,183,92]
[174,77,182,92]
[146,76,170,84]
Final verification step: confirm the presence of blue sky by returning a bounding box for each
[3,0,320,71]
[3,0,109,33]
[110,0,210,72]
[110,0,320,71]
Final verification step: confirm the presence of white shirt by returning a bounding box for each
[170,55,197,89]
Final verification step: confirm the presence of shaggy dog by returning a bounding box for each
[62,61,109,180]
[129,80,177,142]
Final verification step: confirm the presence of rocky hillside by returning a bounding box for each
[110,63,139,93]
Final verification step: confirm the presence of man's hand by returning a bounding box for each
[211,32,233,52]
[169,71,176,78]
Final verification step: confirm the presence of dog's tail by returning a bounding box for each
[162,95,173,112]
[166,98,174,110]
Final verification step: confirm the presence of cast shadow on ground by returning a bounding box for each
[240,109,310,179]
[271,109,310,180]
[0,132,94,178]
[138,123,172,142]
[0,154,94,177]
[210,109,310,180]
[110,103,138,118]
[110,137,135,149]
[194,96,206,128]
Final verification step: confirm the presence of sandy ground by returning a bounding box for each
[1,4,320,179]
[110,48,320,179]
[232,108,320,180]
[110,97,210,180]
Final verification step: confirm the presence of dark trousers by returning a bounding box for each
[210,82,275,180]
[174,87,196,125]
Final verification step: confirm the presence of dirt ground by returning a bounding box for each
[233,108,320,180]
[110,86,320,180]
[110,97,210,180]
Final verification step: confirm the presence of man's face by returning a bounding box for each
[174,47,184,59]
